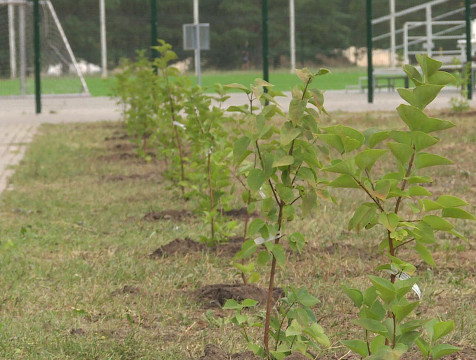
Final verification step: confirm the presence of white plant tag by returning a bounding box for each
[173,121,186,130]
[396,271,422,299]
[259,186,266,199]
[254,231,282,245]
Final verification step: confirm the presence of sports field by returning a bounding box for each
[0,67,395,97]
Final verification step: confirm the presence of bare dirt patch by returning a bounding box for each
[144,209,194,221]
[150,236,244,258]
[197,344,260,360]
[195,283,284,308]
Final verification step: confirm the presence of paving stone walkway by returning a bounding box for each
[0,89,473,192]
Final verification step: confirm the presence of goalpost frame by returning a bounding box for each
[0,0,90,100]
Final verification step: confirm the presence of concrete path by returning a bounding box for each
[0,89,474,192]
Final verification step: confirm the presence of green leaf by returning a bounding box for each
[280,127,301,146]
[388,142,414,165]
[276,183,295,204]
[234,136,251,163]
[437,195,469,208]
[431,344,460,360]
[309,88,325,110]
[415,243,436,266]
[407,186,432,197]
[397,104,455,133]
[415,153,452,169]
[296,167,316,182]
[369,276,396,304]
[353,318,388,335]
[416,337,430,357]
[285,319,302,337]
[414,84,444,109]
[289,99,306,122]
[305,323,331,347]
[272,154,294,168]
[355,149,388,171]
[379,212,400,232]
[254,78,274,87]
[417,54,442,79]
[349,203,377,232]
[324,159,356,176]
[363,287,378,307]
[369,131,390,148]
[297,288,319,307]
[227,105,249,114]
[234,239,258,259]
[316,134,344,154]
[341,285,363,308]
[403,64,422,84]
[257,251,271,266]
[248,218,265,236]
[428,71,456,85]
[392,301,419,322]
[442,208,476,220]
[370,335,387,355]
[422,215,454,231]
[329,174,359,188]
[272,244,286,267]
[225,83,250,94]
[432,320,455,342]
[423,199,443,211]
[295,68,312,82]
[411,131,439,152]
[325,125,365,144]
[247,169,265,192]
[315,68,330,76]
[341,340,369,357]
[241,298,259,308]
[223,299,240,310]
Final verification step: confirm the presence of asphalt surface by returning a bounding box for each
[0,89,473,192]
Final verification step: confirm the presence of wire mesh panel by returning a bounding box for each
[0,0,88,96]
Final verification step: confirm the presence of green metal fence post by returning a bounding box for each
[150,0,158,61]
[465,0,472,100]
[262,0,269,83]
[33,0,41,114]
[366,0,373,103]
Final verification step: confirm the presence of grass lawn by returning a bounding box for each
[0,111,474,359]
[0,67,371,97]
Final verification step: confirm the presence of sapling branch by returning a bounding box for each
[290,195,302,205]
[264,200,285,358]
[164,70,186,194]
[255,140,280,206]
[352,176,385,212]
[365,169,376,192]
[207,150,215,242]
[365,330,371,355]
[275,301,297,351]
[395,148,416,214]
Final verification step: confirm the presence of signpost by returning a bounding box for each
[183,23,210,86]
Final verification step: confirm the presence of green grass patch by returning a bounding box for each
[0,113,474,359]
[0,68,368,97]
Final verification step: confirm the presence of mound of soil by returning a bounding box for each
[103,173,155,182]
[223,207,258,219]
[150,238,205,257]
[195,283,284,308]
[144,209,194,221]
[111,285,140,296]
[197,344,260,360]
[97,152,136,161]
[150,236,245,258]
[104,133,129,141]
